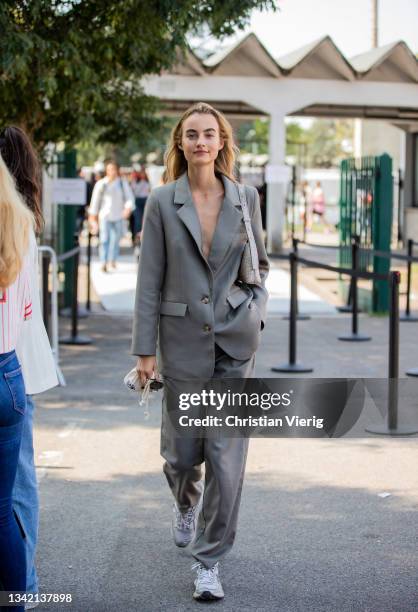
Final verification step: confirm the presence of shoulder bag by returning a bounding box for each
[236,183,262,286]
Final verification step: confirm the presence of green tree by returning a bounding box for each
[305,119,354,168]
[76,116,175,167]
[0,0,276,154]
[237,117,353,168]
[237,118,308,159]
[236,118,268,155]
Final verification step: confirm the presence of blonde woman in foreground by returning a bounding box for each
[1,126,59,609]
[132,102,269,601]
[0,149,34,612]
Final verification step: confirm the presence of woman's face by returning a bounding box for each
[179,113,224,169]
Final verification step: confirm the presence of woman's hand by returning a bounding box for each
[136,355,158,388]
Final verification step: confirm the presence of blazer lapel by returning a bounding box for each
[208,174,243,272]
[175,172,203,257]
[174,172,243,271]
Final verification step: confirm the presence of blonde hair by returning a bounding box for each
[0,153,34,288]
[164,102,239,182]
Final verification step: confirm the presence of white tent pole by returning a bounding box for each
[266,112,287,253]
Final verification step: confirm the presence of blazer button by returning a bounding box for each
[203,324,211,332]
[201,296,210,304]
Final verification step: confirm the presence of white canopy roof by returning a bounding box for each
[144,33,418,252]
[144,32,418,128]
[171,32,417,83]
[350,41,418,82]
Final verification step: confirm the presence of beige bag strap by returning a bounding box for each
[237,183,259,273]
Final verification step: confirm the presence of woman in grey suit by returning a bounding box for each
[132,102,269,601]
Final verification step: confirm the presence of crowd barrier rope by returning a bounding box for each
[60,228,92,319]
[296,237,359,313]
[298,237,418,321]
[58,234,92,346]
[267,245,417,436]
[282,239,310,322]
[271,251,313,374]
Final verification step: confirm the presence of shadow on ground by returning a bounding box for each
[37,470,418,612]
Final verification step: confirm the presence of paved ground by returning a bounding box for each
[32,297,418,611]
[90,255,336,315]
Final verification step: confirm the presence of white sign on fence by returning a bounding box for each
[53,178,86,205]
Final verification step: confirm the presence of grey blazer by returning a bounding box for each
[131,171,269,379]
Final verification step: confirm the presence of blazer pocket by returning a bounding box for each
[227,286,251,309]
[160,301,187,316]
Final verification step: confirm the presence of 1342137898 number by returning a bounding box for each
[7,593,73,604]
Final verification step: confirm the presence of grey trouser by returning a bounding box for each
[161,343,255,568]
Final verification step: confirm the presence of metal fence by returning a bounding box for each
[339,154,393,312]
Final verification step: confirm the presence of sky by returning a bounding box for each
[199,0,418,60]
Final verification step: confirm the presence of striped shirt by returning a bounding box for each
[0,253,32,353]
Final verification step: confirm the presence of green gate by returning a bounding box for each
[57,149,78,308]
[339,153,393,312]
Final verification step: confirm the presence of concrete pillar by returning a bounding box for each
[403,132,416,240]
[266,112,287,253]
[354,119,363,158]
[398,130,407,242]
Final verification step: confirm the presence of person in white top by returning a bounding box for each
[0,140,35,612]
[1,126,59,607]
[88,160,135,272]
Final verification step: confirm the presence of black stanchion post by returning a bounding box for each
[337,235,361,313]
[60,235,92,346]
[338,237,371,342]
[42,255,51,339]
[86,230,92,311]
[400,239,418,322]
[291,165,296,242]
[352,239,359,335]
[283,238,310,321]
[272,252,313,373]
[367,271,418,435]
[303,188,308,244]
[397,169,403,246]
[336,276,353,313]
[405,239,412,317]
[60,229,89,319]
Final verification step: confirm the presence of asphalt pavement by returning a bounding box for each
[31,306,418,612]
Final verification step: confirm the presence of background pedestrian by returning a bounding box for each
[88,160,135,272]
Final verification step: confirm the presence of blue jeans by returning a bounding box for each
[0,350,26,612]
[99,218,123,264]
[13,396,38,595]
[134,197,147,236]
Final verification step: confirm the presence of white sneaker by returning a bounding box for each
[192,561,224,601]
[171,497,201,548]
